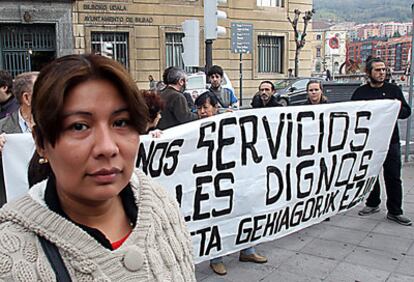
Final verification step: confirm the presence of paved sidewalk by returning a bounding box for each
[195,164,414,282]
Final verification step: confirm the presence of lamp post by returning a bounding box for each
[405,2,414,162]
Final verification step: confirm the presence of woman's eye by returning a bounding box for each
[114,119,129,127]
[71,123,88,131]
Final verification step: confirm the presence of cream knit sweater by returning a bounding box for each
[0,169,196,281]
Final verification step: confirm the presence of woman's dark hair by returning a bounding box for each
[28,151,51,188]
[29,54,149,185]
[194,91,219,108]
[306,79,323,91]
[140,89,165,122]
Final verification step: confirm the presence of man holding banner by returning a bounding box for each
[352,57,412,226]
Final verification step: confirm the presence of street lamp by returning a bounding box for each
[405,2,414,162]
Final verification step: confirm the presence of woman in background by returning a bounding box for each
[195,91,219,118]
[141,89,164,137]
[141,89,164,130]
[304,80,328,105]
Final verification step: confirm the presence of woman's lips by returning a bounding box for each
[87,168,121,184]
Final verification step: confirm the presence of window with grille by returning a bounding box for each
[165,33,185,69]
[316,47,321,58]
[165,32,198,72]
[257,0,284,7]
[0,24,56,77]
[91,32,129,68]
[257,36,284,73]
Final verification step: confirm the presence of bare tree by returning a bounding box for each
[288,9,315,77]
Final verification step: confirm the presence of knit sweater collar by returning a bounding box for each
[42,174,137,250]
[0,170,153,267]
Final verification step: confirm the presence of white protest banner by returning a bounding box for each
[137,100,399,263]
[2,100,400,263]
[2,133,35,201]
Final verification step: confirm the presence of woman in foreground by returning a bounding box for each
[0,54,195,281]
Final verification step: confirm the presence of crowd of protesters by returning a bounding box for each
[0,54,410,280]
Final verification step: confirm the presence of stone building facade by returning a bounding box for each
[1,0,313,99]
[0,0,73,77]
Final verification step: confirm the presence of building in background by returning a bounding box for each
[347,36,411,73]
[71,0,313,97]
[311,22,349,77]
[379,22,412,38]
[0,0,73,77]
[0,0,313,101]
[311,21,332,76]
[350,22,412,41]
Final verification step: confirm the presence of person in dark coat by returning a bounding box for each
[251,81,282,108]
[351,57,411,226]
[157,67,197,130]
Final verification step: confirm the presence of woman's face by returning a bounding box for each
[197,100,217,119]
[40,79,140,203]
[307,83,323,104]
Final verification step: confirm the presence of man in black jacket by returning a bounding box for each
[351,57,412,226]
[251,81,282,108]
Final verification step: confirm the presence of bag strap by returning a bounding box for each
[39,236,72,282]
[213,91,228,108]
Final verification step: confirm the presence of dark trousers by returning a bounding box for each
[366,143,403,215]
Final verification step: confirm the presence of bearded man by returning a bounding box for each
[251,81,282,108]
[351,57,411,226]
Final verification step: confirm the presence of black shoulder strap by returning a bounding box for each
[39,236,72,282]
[210,90,227,108]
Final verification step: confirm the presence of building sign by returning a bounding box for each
[83,3,127,11]
[81,2,154,25]
[231,22,253,54]
[83,15,153,24]
[329,37,339,49]
[327,36,340,55]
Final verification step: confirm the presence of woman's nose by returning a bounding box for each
[93,125,119,158]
